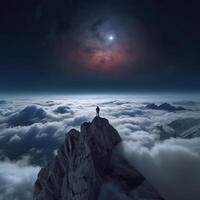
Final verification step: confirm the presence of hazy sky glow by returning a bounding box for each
[0,0,199,91]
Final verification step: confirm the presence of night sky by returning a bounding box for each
[0,0,199,92]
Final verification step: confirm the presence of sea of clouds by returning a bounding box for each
[0,93,200,200]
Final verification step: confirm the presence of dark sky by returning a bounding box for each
[0,0,199,92]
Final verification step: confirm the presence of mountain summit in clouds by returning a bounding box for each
[33,116,164,200]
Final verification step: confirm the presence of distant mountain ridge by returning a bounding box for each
[158,118,200,139]
[33,117,164,200]
[145,103,186,112]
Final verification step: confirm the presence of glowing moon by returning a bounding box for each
[108,35,114,41]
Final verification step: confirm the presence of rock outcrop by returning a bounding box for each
[34,117,163,200]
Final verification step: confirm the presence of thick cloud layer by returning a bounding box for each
[120,138,200,200]
[7,105,47,126]
[0,158,40,200]
[0,94,200,200]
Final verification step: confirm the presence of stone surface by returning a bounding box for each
[34,117,163,200]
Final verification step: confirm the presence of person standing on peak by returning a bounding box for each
[96,106,100,117]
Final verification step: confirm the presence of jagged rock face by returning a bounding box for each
[34,117,122,200]
[34,117,163,200]
[87,117,121,176]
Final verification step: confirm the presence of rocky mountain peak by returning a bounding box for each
[33,117,163,200]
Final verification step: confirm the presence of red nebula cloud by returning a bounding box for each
[51,15,155,74]
[70,42,140,73]
[53,34,144,74]
[76,49,132,72]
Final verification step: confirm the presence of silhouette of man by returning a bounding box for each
[96,106,100,117]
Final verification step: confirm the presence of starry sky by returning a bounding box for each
[0,0,199,92]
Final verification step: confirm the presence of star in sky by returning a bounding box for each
[108,35,114,41]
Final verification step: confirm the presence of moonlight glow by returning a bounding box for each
[108,35,114,41]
